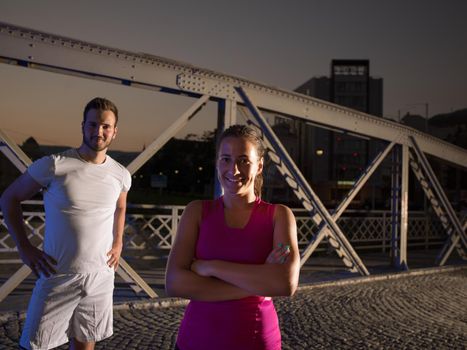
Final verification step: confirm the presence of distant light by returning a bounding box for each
[316,149,324,156]
[174,170,179,174]
[338,180,355,186]
[198,166,203,171]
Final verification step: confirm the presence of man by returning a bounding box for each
[0,97,131,350]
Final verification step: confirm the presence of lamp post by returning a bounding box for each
[405,102,429,133]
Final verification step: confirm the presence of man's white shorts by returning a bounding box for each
[20,269,115,350]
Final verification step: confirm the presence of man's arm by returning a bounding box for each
[107,191,128,270]
[0,172,57,277]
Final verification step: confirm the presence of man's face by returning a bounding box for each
[82,109,117,152]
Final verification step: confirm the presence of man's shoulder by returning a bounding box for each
[30,148,75,169]
[105,155,129,173]
[28,149,75,183]
[50,148,78,161]
[105,156,131,190]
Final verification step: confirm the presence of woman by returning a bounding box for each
[165,124,300,350]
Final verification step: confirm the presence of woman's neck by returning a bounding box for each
[222,192,256,209]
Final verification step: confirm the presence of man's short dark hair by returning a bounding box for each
[83,97,119,125]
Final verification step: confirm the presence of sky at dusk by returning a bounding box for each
[1,0,466,151]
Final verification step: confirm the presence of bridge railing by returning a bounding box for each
[1,200,459,264]
[294,208,449,252]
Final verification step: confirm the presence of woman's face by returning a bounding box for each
[217,136,263,197]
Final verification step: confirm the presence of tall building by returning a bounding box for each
[297,60,383,116]
[269,60,385,208]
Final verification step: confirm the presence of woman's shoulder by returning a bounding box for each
[183,200,203,216]
[184,198,220,217]
[273,203,295,222]
[185,199,206,210]
[259,200,294,220]
[258,198,291,212]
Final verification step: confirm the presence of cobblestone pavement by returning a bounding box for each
[1,268,466,349]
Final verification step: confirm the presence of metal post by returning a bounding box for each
[399,144,409,269]
[171,206,179,243]
[390,145,401,266]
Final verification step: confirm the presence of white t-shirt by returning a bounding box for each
[28,149,131,273]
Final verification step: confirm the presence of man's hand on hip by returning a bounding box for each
[18,242,57,277]
[107,242,123,270]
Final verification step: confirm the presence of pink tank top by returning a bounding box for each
[176,197,281,350]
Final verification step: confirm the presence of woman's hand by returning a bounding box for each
[265,243,290,264]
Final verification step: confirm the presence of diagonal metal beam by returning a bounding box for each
[0,264,31,302]
[127,94,209,175]
[0,128,32,171]
[118,258,158,298]
[236,87,369,276]
[300,140,397,267]
[408,136,467,264]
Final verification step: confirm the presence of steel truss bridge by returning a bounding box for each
[0,22,466,300]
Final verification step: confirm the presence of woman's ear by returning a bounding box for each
[257,157,264,175]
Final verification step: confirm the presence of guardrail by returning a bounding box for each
[1,201,459,264]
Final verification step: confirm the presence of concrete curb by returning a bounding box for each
[298,264,467,291]
[1,264,465,323]
[113,297,189,311]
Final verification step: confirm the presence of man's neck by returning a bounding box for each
[76,145,107,164]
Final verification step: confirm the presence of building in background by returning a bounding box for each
[267,59,386,208]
